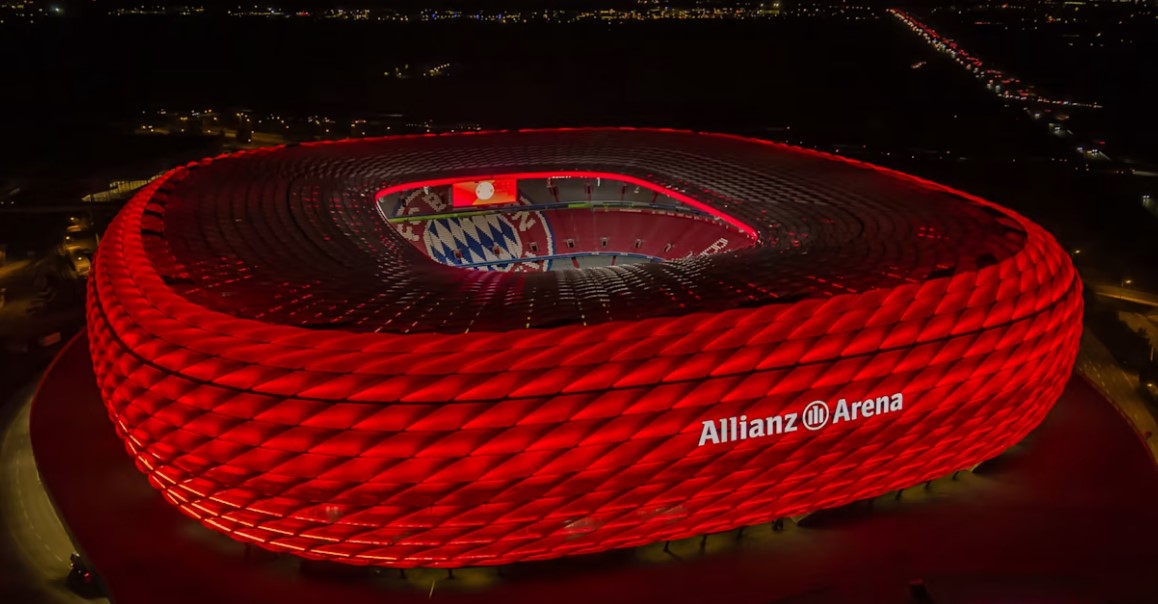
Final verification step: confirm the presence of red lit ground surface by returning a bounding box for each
[33,335,1158,603]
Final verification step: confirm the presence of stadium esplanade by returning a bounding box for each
[87,128,1082,567]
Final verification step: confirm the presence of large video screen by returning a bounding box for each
[452,178,519,208]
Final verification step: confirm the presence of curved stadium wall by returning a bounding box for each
[86,128,1082,567]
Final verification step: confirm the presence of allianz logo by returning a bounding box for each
[697,392,905,447]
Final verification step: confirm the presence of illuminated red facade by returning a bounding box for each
[87,128,1082,567]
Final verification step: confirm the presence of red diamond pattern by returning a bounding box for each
[87,129,1082,567]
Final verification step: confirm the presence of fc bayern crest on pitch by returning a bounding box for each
[390,188,555,272]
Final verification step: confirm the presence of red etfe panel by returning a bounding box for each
[87,129,1083,568]
[451,179,519,207]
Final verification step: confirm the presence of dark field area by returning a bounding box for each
[0,16,1049,163]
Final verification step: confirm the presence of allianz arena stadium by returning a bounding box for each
[87,128,1083,568]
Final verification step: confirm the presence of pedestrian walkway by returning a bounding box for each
[0,378,103,604]
[1074,330,1158,465]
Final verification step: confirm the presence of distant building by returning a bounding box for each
[761,1,783,16]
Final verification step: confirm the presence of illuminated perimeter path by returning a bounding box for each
[82,128,1082,568]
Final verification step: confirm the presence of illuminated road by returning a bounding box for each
[0,380,106,604]
[0,258,34,281]
[1091,283,1158,308]
[890,9,1102,110]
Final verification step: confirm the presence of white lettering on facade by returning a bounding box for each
[697,392,905,447]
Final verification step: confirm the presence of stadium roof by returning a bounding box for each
[139,128,1028,333]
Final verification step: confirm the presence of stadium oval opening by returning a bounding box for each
[376,172,759,272]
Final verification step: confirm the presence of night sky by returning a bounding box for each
[58,0,797,13]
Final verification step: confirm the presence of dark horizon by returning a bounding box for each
[28,0,1000,14]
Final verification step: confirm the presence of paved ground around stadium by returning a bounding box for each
[0,378,100,604]
[24,335,1158,604]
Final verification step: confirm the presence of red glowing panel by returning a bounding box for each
[451,178,519,207]
[85,128,1083,569]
